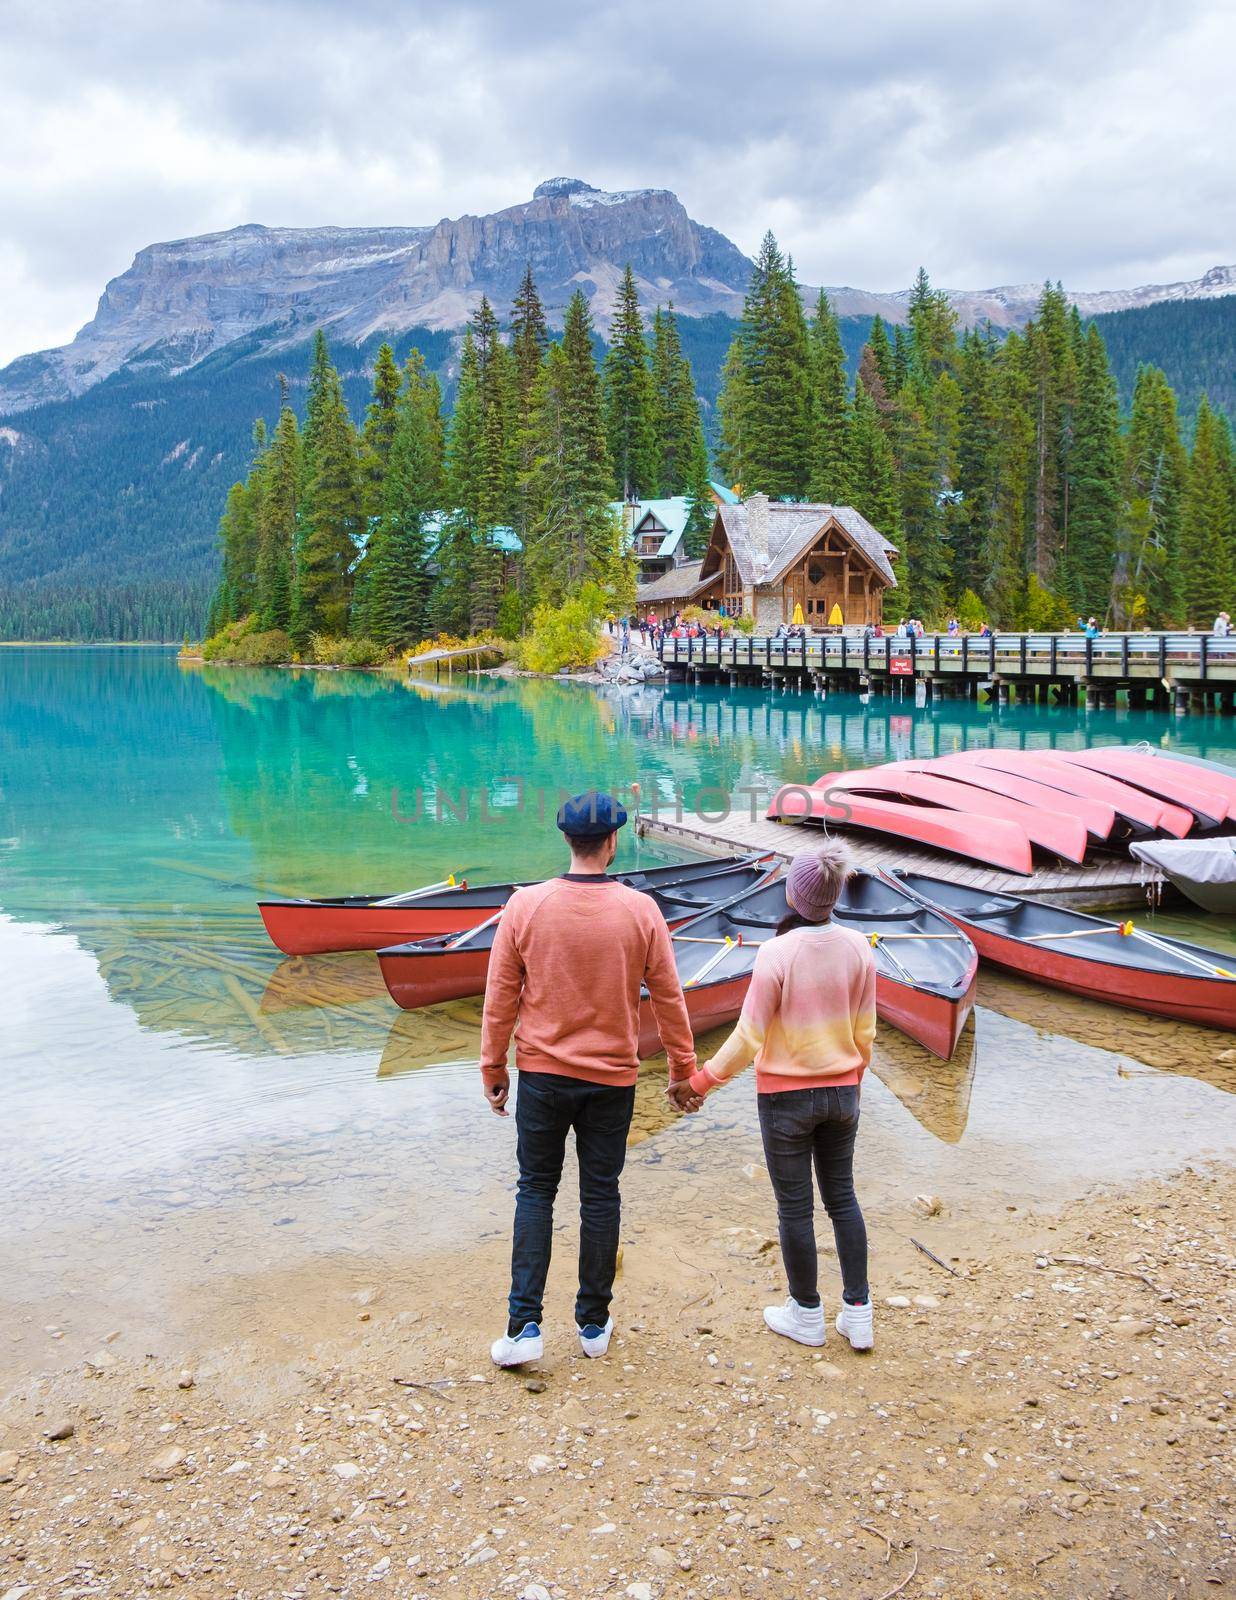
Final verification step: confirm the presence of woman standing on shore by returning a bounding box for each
[669,840,877,1350]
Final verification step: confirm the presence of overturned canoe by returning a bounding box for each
[947,750,1192,837]
[1059,748,1229,828]
[769,776,1034,874]
[824,767,1089,863]
[260,853,778,955]
[895,871,1236,1031]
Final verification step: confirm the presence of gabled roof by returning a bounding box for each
[635,560,714,603]
[709,480,740,505]
[611,496,693,560]
[422,511,522,553]
[709,501,898,590]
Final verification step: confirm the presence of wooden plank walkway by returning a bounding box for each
[635,810,1155,910]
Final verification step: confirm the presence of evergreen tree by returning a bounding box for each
[1180,398,1235,623]
[360,342,401,516]
[953,328,998,597]
[847,382,900,549]
[1123,365,1186,625]
[603,265,659,500]
[521,294,617,602]
[984,331,1035,624]
[470,296,517,631]
[256,405,300,630]
[716,232,811,496]
[906,267,958,380]
[651,304,708,495]
[807,291,850,502]
[681,426,715,559]
[302,329,335,465]
[867,316,895,395]
[509,263,549,407]
[356,350,444,650]
[436,329,483,634]
[714,336,750,491]
[1024,282,1078,584]
[292,339,362,645]
[1061,323,1121,619]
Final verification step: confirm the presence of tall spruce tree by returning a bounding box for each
[360,342,401,517]
[521,293,617,602]
[807,291,850,502]
[437,329,483,634]
[292,338,362,645]
[1124,365,1187,624]
[716,232,811,496]
[603,265,659,500]
[651,304,708,495]
[1061,322,1121,619]
[867,315,895,395]
[356,351,444,650]
[470,296,516,631]
[1024,283,1078,585]
[954,328,998,598]
[847,381,900,551]
[510,264,549,407]
[256,405,300,630]
[1180,398,1236,623]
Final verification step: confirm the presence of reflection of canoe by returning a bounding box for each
[869,1019,978,1143]
[1129,837,1236,913]
[261,952,391,1012]
[260,854,777,955]
[378,998,489,1078]
[897,871,1236,1030]
[769,777,1034,874]
[635,874,977,1060]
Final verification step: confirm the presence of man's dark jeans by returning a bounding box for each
[758,1084,868,1310]
[509,1071,635,1332]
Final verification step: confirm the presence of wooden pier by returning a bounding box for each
[636,809,1156,911]
[660,629,1236,714]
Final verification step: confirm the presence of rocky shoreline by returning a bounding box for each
[2,1167,1232,1599]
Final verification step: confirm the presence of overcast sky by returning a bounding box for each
[1,0,1233,366]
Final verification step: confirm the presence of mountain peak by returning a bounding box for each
[532,177,599,200]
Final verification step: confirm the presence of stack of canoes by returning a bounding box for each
[768,744,1236,876]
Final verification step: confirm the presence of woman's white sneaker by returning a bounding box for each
[578,1318,613,1358]
[835,1300,874,1350]
[762,1297,826,1346]
[491,1322,544,1367]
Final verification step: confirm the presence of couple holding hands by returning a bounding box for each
[480,791,876,1367]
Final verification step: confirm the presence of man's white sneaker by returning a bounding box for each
[835,1299,874,1351]
[578,1318,613,1358]
[762,1296,826,1346]
[491,1322,544,1367]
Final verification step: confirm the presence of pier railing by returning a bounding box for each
[660,630,1236,684]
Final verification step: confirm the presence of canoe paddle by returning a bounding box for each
[374,875,465,907]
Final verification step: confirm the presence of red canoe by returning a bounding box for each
[897,871,1236,1030]
[769,777,1034,874]
[825,768,1089,863]
[1059,748,1230,827]
[259,854,777,955]
[635,874,977,1061]
[908,756,1117,842]
[949,750,1193,836]
[380,872,978,1060]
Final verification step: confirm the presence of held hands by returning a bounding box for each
[484,1071,510,1117]
[666,1079,704,1114]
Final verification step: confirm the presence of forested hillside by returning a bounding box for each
[0,278,1232,639]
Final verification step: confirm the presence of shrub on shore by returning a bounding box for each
[202,617,294,665]
[308,633,386,667]
[513,585,607,673]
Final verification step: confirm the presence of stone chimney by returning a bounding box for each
[745,493,770,574]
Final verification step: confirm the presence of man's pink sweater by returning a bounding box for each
[479,875,697,1088]
[689,921,876,1097]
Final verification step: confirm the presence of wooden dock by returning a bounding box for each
[635,810,1156,910]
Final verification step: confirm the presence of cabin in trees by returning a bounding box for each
[635,495,897,626]
[618,482,740,583]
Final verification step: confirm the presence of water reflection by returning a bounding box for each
[869,1021,978,1143]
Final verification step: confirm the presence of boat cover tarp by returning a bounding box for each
[1129,837,1236,913]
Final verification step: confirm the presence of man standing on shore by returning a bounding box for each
[480,791,698,1366]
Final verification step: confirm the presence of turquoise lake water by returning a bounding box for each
[3,647,1236,1376]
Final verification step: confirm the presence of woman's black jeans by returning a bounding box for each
[509,1071,635,1333]
[757,1083,868,1309]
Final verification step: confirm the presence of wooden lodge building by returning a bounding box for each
[635,493,898,628]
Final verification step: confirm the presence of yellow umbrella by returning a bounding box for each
[828,602,844,626]
[792,602,805,626]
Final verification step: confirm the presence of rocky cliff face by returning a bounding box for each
[0,180,753,414]
[1,176,1233,417]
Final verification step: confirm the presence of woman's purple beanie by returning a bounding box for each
[785,839,854,921]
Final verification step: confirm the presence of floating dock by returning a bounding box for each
[635,810,1155,911]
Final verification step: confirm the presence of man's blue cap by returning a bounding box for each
[557,790,628,840]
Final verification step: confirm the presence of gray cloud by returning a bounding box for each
[1,0,1233,363]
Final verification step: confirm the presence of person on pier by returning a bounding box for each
[480,791,698,1367]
